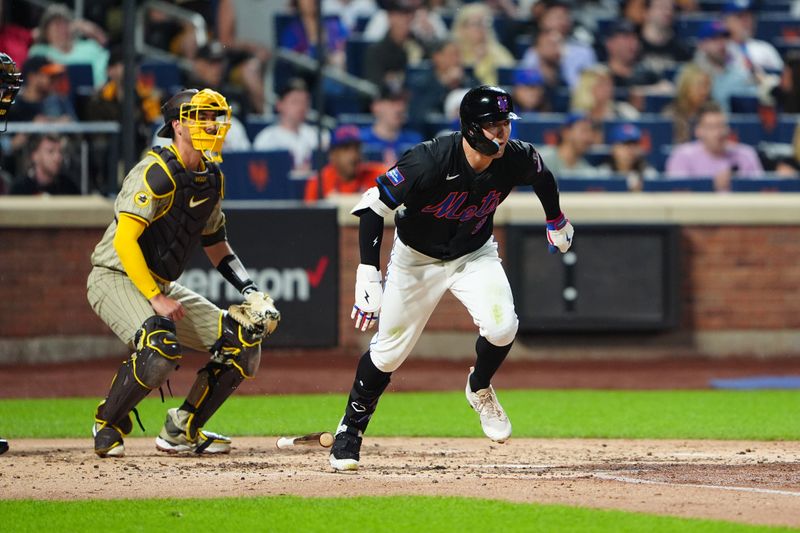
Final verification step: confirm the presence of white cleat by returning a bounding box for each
[465,367,512,443]
[155,408,231,454]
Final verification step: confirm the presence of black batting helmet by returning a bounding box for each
[0,53,22,132]
[156,88,199,138]
[459,85,519,156]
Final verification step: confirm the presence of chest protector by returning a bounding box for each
[139,146,223,281]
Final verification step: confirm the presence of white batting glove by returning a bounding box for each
[352,264,382,331]
[546,212,574,254]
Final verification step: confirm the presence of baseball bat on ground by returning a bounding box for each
[276,431,334,449]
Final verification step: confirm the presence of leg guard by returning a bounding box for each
[97,316,181,428]
[175,313,262,442]
[340,351,392,434]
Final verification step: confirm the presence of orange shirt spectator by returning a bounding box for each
[305,124,385,201]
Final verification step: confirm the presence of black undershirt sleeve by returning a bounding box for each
[216,254,257,295]
[358,209,384,268]
[531,168,562,220]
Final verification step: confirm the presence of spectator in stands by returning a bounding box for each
[692,20,755,113]
[620,0,647,30]
[776,51,800,114]
[407,39,477,130]
[523,1,597,88]
[27,4,109,88]
[7,56,74,123]
[279,0,349,73]
[0,0,34,66]
[6,56,76,173]
[602,20,661,89]
[570,65,639,123]
[252,78,328,173]
[662,64,713,143]
[537,112,602,177]
[520,30,567,97]
[363,1,423,91]
[638,0,692,77]
[142,0,270,115]
[363,0,448,47]
[665,102,764,191]
[304,124,385,201]
[184,41,251,118]
[511,68,553,114]
[322,0,378,33]
[214,0,271,115]
[85,45,162,157]
[723,0,784,84]
[451,3,516,86]
[10,133,79,195]
[597,123,658,191]
[359,84,422,166]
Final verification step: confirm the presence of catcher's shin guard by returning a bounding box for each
[340,351,392,433]
[176,313,262,440]
[97,316,182,428]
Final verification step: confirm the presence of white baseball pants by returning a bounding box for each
[369,234,518,372]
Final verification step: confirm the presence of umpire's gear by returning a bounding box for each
[0,52,22,130]
[459,85,519,156]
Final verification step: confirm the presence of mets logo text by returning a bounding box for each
[497,96,509,112]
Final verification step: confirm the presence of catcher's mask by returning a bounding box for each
[0,53,22,133]
[156,88,232,163]
[459,85,519,156]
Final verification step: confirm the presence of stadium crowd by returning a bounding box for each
[1,0,800,196]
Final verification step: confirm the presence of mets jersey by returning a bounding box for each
[374,132,561,260]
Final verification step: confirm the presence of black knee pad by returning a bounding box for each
[133,315,182,388]
[211,313,263,378]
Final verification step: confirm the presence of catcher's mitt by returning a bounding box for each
[229,291,281,336]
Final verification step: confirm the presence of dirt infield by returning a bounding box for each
[2,355,800,527]
[2,437,799,528]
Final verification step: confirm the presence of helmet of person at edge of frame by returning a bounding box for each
[156,88,232,162]
[0,52,23,131]
[459,85,519,156]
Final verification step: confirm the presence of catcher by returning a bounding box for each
[87,88,280,458]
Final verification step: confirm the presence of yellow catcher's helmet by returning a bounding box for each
[156,88,232,162]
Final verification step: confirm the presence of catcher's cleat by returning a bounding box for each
[0,436,8,455]
[155,408,231,454]
[329,423,362,472]
[93,425,126,458]
[465,367,512,443]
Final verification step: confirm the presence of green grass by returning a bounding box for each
[1,389,798,440]
[1,496,795,533]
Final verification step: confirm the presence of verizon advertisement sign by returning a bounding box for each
[178,206,338,347]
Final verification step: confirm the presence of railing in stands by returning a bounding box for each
[5,121,121,195]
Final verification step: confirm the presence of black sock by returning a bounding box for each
[469,336,513,392]
[343,351,392,432]
[355,350,391,391]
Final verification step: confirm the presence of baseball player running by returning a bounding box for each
[87,88,280,458]
[0,51,22,455]
[329,85,574,471]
